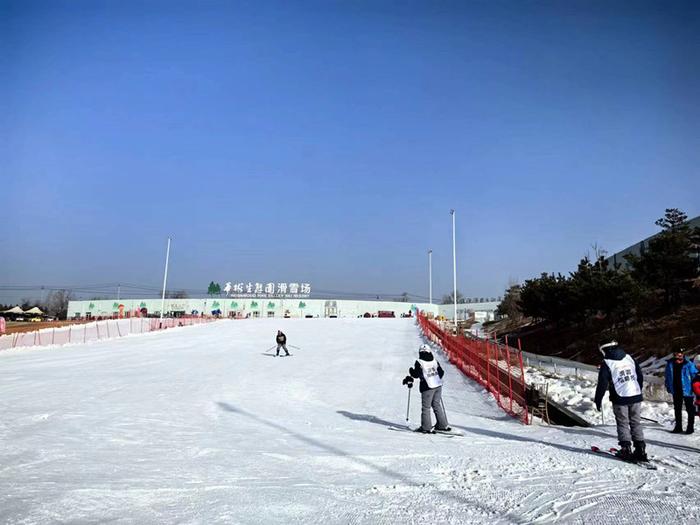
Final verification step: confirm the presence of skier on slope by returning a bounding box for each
[594,339,648,461]
[275,330,290,357]
[405,343,450,433]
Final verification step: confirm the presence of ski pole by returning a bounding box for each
[264,345,276,353]
[289,344,301,349]
[406,388,412,422]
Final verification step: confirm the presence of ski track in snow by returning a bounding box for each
[1,318,699,524]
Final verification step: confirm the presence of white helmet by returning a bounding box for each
[419,343,431,353]
[598,340,618,355]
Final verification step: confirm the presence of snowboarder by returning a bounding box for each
[407,343,450,433]
[275,330,290,357]
[665,347,698,434]
[594,340,647,461]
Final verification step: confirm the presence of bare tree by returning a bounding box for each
[46,290,73,319]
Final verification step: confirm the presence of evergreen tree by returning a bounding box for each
[625,208,700,308]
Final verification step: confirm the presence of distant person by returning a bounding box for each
[408,344,450,433]
[275,330,290,357]
[665,347,698,434]
[594,340,647,461]
[693,357,700,422]
[0,316,5,335]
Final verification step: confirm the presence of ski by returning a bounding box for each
[590,446,657,470]
[434,428,464,437]
[388,426,456,437]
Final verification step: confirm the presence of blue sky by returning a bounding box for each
[2,1,699,303]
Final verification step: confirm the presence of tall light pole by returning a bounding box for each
[450,209,457,332]
[428,249,433,305]
[160,237,171,321]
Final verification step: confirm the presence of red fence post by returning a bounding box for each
[505,336,514,414]
[517,338,530,424]
[490,334,499,405]
[485,338,491,391]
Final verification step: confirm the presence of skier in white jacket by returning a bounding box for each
[408,344,450,433]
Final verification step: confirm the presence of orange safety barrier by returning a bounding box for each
[417,313,529,424]
[0,317,218,351]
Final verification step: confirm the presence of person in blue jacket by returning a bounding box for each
[665,347,699,434]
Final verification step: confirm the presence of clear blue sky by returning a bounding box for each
[2,0,699,302]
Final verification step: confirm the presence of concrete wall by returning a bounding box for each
[437,301,499,321]
[67,298,439,319]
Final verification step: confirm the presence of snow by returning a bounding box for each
[1,318,699,524]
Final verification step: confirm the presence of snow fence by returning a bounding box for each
[0,317,217,351]
[418,313,529,424]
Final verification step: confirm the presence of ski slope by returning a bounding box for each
[1,318,699,524]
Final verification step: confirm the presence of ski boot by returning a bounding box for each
[633,441,648,462]
[615,442,633,461]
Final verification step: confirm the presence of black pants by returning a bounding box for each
[673,394,695,429]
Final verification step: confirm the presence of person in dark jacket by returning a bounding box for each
[594,340,647,461]
[407,344,450,433]
[275,330,289,357]
[664,348,698,434]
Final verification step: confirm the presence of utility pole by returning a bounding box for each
[160,237,171,321]
[450,209,457,333]
[428,249,433,305]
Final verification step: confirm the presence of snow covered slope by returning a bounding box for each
[1,319,698,524]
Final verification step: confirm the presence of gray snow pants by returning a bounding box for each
[276,344,289,356]
[421,386,449,431]
[612,402,644,445]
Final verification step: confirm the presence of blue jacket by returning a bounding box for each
[665,358,698,397]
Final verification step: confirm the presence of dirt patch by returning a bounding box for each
[3,320,91,335]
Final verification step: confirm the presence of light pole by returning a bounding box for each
[450,209,457,332]
[428,249,433,305]
[160,237,171,321]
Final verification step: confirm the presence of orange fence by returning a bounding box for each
[417,313,529,424]
[0,317,217,351]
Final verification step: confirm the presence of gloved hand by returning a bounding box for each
[402,375,414,388]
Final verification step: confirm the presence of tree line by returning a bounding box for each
[497,209,700,329]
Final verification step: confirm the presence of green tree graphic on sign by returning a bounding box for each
[230,301,238,309]
[140,302,147,308]
[212,301,220,309]
[89,302,95,310]
[251,301,259,309]
[112,302,119,310]
[267,302,275,309]
[299,301,306,309]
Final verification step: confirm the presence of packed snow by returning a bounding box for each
[1,318,699,524]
